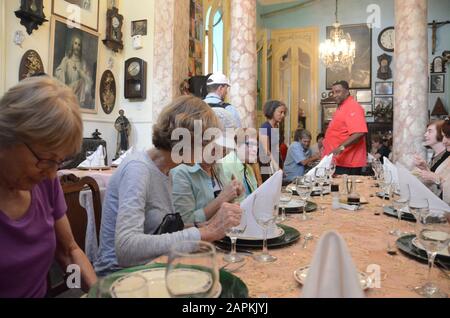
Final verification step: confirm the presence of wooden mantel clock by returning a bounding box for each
[124,57,147,100]
[102,7,124,53]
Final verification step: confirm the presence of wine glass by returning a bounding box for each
[85,150,94,171]
[415,215,450,298]
[379,170,392,212]
[326,160,337,186]
[165,241,219,298]
[252,195,278,263]
[99,146,107,171]
[409,198,429,235]
[277,190,292,222]
[97,272,148,298]
[390,183,410,237]
[296,176,313,221]
[223,202,249,264]
[315,167,327,215]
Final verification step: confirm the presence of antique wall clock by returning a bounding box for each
[124,58,147,100]
[103,7,124,52]
[15,0,48,35]
[378,27,395,52]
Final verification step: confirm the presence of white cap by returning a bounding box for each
[207,73,230,86]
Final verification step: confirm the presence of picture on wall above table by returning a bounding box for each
[431,56,446,74]
[52,0,99,32]
[19,50,45,81]
[50,16,100,113]
[326,23,372,89]
[99,70,116,115]
[131,20,147,37]
[361,103,373,117]
[430,74,445,93]
[373,97,393,122]
[356,90,372,103]
[377,54,392,80]
[375,82,394,95]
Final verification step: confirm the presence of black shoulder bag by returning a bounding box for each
[153,213,185,235]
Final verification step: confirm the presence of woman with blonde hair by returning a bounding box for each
[95,95,242,276]
[0,77,97,297]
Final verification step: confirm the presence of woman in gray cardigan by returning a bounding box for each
[95,96,242,276]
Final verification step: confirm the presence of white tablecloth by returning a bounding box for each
[58,169,114,262]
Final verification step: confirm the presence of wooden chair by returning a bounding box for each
[250,163,263,187]
[59,173,102,249]
[46,174,102,297]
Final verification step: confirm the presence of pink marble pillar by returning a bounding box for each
[152,0,189,121]
[393,0,428,168]
[229,0,257,128]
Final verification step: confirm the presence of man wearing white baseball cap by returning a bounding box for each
[204,73,242,128]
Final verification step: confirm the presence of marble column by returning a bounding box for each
[393,0,428,168]
[229,0,257,128]
[152,0,189,121]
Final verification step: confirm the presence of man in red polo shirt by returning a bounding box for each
[323,81,368,175]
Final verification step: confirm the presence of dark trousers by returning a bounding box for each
[335,166,363,176]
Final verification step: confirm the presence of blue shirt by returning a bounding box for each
[171,164,224,223]
[203,93,242,128]
[283,142,312,183]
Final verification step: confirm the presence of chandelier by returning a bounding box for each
[319,0,356,72]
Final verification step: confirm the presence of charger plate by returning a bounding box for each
[216,224,301,250]
[88,263,248,298]
[396,235,450,267]
[293,265,372,290]
[279,200,318,214]
[383,206,416,222]
[77,166,111,171]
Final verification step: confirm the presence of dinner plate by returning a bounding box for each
[279,201,318,214]
[412,237,450,257]
[77,166,111,171]
[396,235,450,267]
[293,266,372,290]
[232,226,285,241]
[88,263,248,298]
[110,267,222,298]
[383,206,416,222]
[216,224,301,250]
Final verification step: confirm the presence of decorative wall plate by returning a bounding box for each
[19,50,44,80]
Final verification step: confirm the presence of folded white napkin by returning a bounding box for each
[78,145,105,168]
[306,154,333,177]
[302,231,365,298]
[396,163,450,217]
[239,170,283,239]
[383,158,399,184]
[112,147,133,166]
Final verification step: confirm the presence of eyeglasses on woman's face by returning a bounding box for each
[23,143,73,170]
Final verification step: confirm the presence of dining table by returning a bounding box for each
[200,176,449,298]
[64,169,449,298]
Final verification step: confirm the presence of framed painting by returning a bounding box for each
[356,90,372,103]
[430,74,445,93]
[323,104,338,122]
[52,0,99,32]
[326,24,372,89]
[49,16,100,113]
[361,103,373,117]
[131,19,147,37]
[375,82,394,95]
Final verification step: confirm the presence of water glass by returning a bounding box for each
[223,203,248,263]
[390,183,410,237]
[415,215,450,298]
[277,190,292,222]
[296,176,313,221]
[252,200,278,263]
[166,241,219,298]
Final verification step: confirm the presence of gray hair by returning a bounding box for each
[0,76,83,154]
[294,129,312,142]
